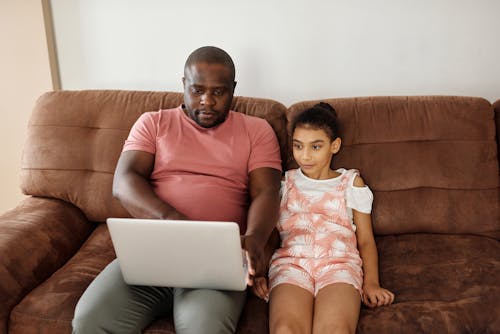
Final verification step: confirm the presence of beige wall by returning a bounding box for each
[0,1,52,212]
[51,0,500,105]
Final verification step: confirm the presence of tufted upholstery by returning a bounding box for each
[20,90,288,223]
[1,91,499,333]
[288,96,499,238]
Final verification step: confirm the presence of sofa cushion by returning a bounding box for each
[8,224,269,334]
[9,226,499,333]
[358,234,500,333]
[20,90,288,223]
[288,96,499,238]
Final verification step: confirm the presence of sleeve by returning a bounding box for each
[345,171,374,214]
[247,117,283,172]
[122,111,158,154]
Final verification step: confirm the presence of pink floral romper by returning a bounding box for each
[268,168,364,296]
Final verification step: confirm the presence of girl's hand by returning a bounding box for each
[251,276,269,302]
[362,283,395,308]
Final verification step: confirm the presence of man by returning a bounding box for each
[72,46,282,334]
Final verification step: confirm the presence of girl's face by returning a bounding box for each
[292,125,341,179]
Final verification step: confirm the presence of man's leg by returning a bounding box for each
[72,259,173,334]
[173,288,247,334]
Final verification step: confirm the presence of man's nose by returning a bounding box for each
[201,92,215,106]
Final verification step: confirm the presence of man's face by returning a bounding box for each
[182,62,236,128]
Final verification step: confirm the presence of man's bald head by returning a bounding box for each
[184,46,235,81]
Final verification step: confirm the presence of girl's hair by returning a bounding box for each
[291,102,339,140]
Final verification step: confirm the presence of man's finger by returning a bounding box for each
[245,251,255,275]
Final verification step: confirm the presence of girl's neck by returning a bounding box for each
[301,167,341,180]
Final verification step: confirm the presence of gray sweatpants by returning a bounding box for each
[72,259,247,334]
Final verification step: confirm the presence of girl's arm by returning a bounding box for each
[353,176,395,308]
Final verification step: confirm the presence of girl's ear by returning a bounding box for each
[331,137,342,154]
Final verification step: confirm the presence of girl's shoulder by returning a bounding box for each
[283,168,299,179]
[336,167,358,179]
[336,168,370,189]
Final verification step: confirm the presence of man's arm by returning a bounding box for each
[243,167,281,281]
[112,150,186,220]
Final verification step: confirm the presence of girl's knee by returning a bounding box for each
[271,317,311,334]
[313,321,356,334]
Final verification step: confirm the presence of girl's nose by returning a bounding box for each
[302,148,311,160]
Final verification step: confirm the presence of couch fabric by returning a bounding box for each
[1,91,499,333]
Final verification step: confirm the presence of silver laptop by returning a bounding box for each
[106,218,248,291]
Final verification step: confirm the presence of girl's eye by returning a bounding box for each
[293,144,302,150]
[312,145,321,150]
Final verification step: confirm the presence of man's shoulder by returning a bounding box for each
[157,106,183,117]
[230,111,271,129]
[137,106,181,121]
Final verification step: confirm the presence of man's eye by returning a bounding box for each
[213,89,224,96]
[191,88,203,95]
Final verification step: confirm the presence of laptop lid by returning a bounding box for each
[106,218,248,291]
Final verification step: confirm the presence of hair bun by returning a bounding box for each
[315,102,335,112]
[314,102,337,120]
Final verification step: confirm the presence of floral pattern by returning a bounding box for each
[269,169,363,296]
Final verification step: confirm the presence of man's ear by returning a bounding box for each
[331,137,342,154]
[233,81,237,90]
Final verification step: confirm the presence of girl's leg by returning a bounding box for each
[269,284,314,334]
[312,283,361,334]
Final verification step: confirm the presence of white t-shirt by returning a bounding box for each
[281,168,373,230]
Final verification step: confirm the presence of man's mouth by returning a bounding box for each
[197,110,215,117]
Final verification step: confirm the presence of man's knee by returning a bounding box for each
[72,305,145,334]
[72,308,108,334]
[174,289,246,334]
[175,308,237,334]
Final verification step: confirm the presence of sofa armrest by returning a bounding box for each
[0,197,94,334]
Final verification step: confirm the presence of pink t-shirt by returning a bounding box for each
[123,106,282,232]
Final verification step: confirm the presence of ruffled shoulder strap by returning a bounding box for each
[340,168,360,188]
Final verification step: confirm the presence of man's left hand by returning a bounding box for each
[241,234,267,286]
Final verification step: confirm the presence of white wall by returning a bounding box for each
[0,1,53,213]
[52,0,500,106]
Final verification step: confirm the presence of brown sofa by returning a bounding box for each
[1,90,499,333]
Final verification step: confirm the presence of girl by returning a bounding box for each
[253,102,394,334]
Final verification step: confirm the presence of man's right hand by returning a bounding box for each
[113,150,186,220]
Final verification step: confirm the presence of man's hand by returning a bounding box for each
[241,229,279,289]
[241,234,267,285]
[244,167,281,282]
[251,277,269,302]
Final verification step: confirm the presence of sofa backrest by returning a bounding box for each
[288,96,499,239]
[493,99,500,161]
[21,91,499,238]
[21,90,288,222]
